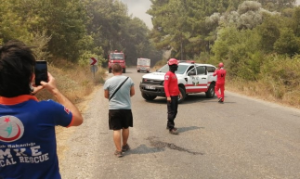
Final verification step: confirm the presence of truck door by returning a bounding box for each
[185,66,202,93]
[196,66,208,92]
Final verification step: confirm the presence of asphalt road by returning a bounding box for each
[60,67,300,179]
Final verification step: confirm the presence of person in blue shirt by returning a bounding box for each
[0,40,83,179]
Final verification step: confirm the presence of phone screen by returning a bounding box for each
[35,61,48,86]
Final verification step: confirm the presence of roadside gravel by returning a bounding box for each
[56,86,106,179]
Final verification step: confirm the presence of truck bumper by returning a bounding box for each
[139,83,166,96]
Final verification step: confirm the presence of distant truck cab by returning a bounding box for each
[137,58,151,73]
[108,50,126,73]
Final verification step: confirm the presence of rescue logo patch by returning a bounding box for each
[0,116,24,142]
[64,107,70,114]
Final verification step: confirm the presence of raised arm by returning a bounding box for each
[41,73,83,126]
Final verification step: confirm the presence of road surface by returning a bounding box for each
[59,67,300,179]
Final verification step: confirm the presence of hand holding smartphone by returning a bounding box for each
[35,60,48,86]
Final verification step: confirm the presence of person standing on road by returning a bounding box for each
[0,40,83,179]
[104,63,135,158]
[213,62,227,103]
[164,58,182,135]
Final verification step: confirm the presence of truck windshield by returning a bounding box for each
[110,53,124,60]
[157,64,188,74]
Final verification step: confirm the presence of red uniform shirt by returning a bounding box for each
[213,68,226,85]
[164,71,180,97]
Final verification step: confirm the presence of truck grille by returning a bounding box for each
[142,79,163,85]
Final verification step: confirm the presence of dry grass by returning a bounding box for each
[226,78,300,109]
[35,59,106,104]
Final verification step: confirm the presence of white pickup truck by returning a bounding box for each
[137,58,151,73]
[139,62,217,103]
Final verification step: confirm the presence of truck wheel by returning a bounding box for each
[123,68,126,73]
[205,83,215,98]
[109,68,112,73]
[178,87,186,103]
[142,93,156,101]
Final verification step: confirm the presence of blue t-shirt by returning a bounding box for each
[0,95,73,179]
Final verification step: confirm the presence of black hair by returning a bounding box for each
[0,40,36,97]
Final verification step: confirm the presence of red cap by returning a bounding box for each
[168,58,179,65]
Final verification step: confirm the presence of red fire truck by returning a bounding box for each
[108,50,126,73]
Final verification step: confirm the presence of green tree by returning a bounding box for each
[291,7,300,37]
[257,14,281,52]
[274,28,300,56]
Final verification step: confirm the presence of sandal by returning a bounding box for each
[122,144,130,152]
[114,150,123,158]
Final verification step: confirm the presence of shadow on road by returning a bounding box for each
[177,126,204,133]
[125,135,205,156]
[127,144,165,155]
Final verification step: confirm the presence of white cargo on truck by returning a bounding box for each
[137,58,151,73]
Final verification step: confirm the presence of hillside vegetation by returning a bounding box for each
[0,0,299,108]
[150,0,300,108]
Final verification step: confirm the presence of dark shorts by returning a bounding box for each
[109,109,133,130]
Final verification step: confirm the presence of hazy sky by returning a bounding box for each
[120,0,153,29]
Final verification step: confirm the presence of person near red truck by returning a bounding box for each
[213,62,227,103]
[164,58,182,135]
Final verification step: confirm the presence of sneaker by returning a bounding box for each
[169,128,178,135]
[114,150,123,158]
[122,144,130,152]
[218,97,223,102]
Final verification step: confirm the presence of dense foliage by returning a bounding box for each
[0,0,162,66]
[148,0,300,104]
[148,0,299,61]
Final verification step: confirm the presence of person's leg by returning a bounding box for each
[167,100,175,130]
[215,84,220,99]
[173,96,178,119]
[110,110,123,157]
[220,84,225,102]
[167,96,178,131]
[113,130,122,152]
[122,128,129,146]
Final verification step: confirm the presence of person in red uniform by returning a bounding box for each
[164,58,182,135]
[213,62,227,103]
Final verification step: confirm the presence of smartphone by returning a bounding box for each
[35,60,48,86]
